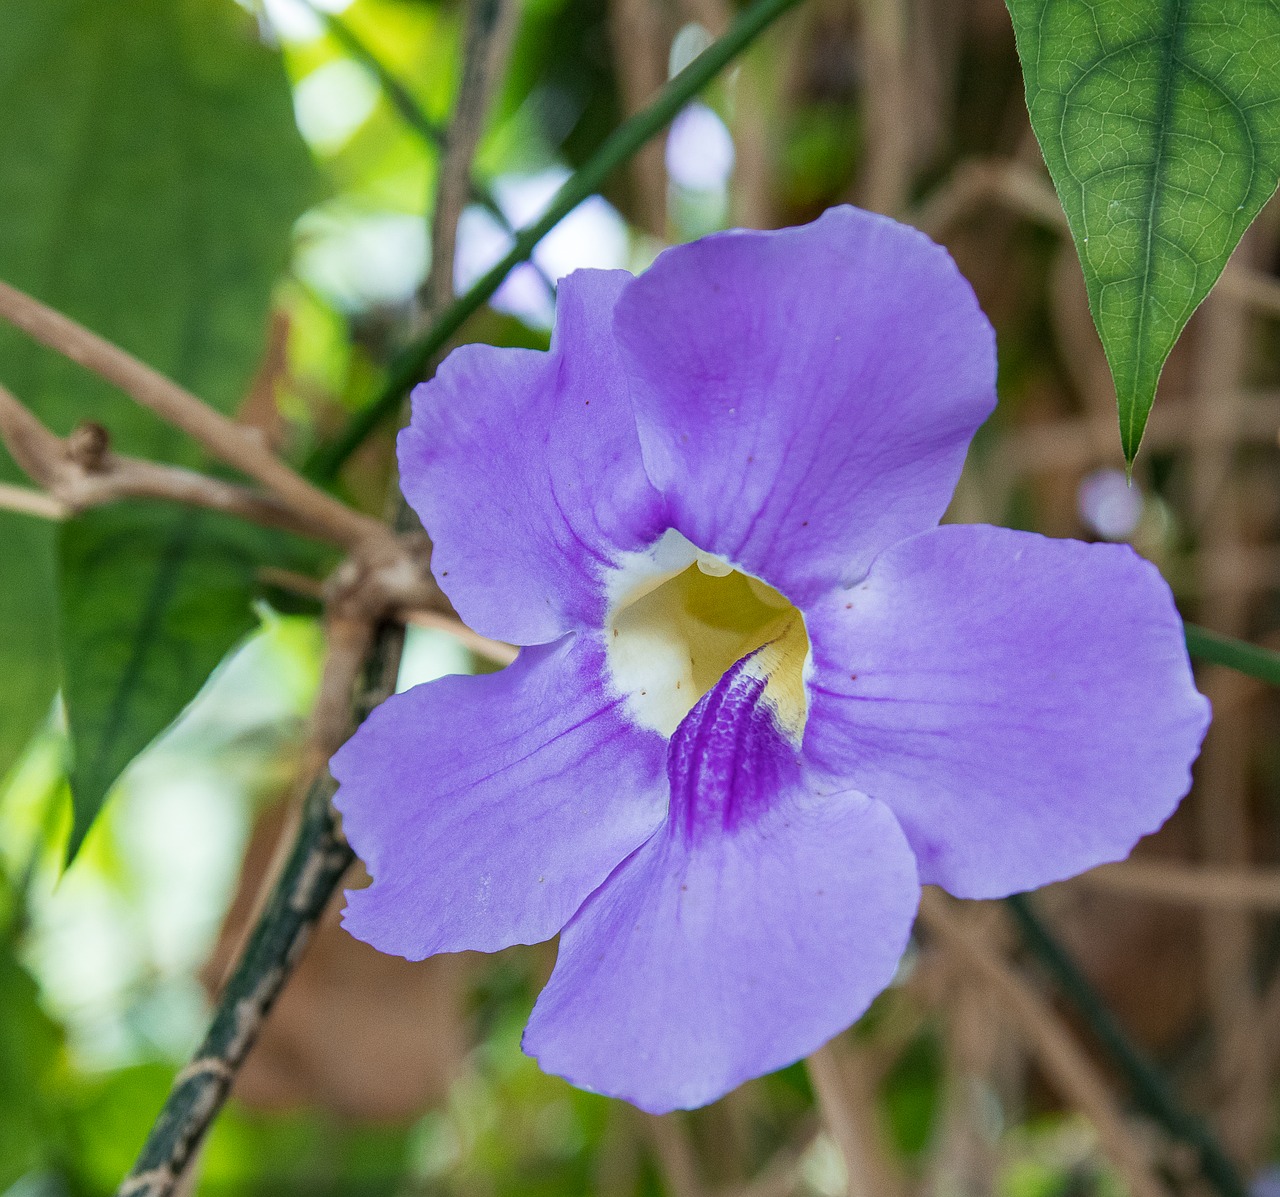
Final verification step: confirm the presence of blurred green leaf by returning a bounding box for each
[61,1064,175,1195]
[0,0,319,455]
[0,939,62,1189]
[0,0,321,833]
[1006,0,1280,463]
[881,1031,942,1159]
[59,505,264,860]
[503,0,621,175]
[0,514,58,784]
[203,1105,414,1195]
[286,0,454,207]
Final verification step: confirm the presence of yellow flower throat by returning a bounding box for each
[606,544,811,741]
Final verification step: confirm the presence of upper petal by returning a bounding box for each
[522,645,920,1112]
[804,524,1211,898]
[333,635,669,958]
[399,269,665,646]
[614,206,996,606]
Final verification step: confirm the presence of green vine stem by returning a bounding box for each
[1185,622,1280,687]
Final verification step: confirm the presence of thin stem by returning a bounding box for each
[1077,860,1280,910]
[404,608,517,665]
[307,0,808,479]
[0,381,342,543]
[1005,892,1248,1197]
[72,458,333,540]
[641,1114,705,1197]
[0,480,64,520]
[425,0,520,316]
[1184,622,1280,687]
[117,776,354,1197]
[0,279,386,553]
[0,375,68,479]
[117,614,397,1197]
[608,0,670,236]
[911,156,1067,240]
[806,1041,907,1197]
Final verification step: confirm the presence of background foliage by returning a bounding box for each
[0,0,1278,1193]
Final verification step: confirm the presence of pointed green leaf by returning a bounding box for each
[1006,0,1280,462]
[0,513,58,783]
[0,0,321,846]
[58,505,264,860]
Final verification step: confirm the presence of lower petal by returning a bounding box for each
[523,656,919,1112]
[333,635,669,958]
[804,525,1211,898]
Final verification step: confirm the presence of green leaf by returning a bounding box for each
[0,513,58,783]
[0,0,319,454]
[1006,0,1280,462]
[59,504,263,860]
[0,937,62,1188]
[0,0,320,839]
[62,1063,177,1195]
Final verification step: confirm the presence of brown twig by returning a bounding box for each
[805,1040,907,1197]
[852,0,914,215]
[910,156,1068,239]
[990,391,1280,480]
[918,891,1169,1197]
[0,381,341,542]
[911,157,1280,326]
[727,59,774,231]
[0,379,442,618]
[643,1113,706,1197]
[256,566,326,601]
[403,608,518,665]
[609,0,670,236]
[421,0,520,317]
[1076,861,1280,911]
[1188,230,1270,1168]
[0,479,65,520]
[0,278,387,554]
[925,960,1005,1197]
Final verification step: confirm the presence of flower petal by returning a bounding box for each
[399,269,665,645]
[333,635,669,958]
[523,651,919,1113]
[615,206,995,605]
[804,525,1211,898]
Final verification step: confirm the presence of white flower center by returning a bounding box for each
[604,531,811,739]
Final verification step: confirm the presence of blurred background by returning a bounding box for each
[1,0,1279,1193]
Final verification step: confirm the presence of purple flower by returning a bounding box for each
[332,206,1209,1113]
